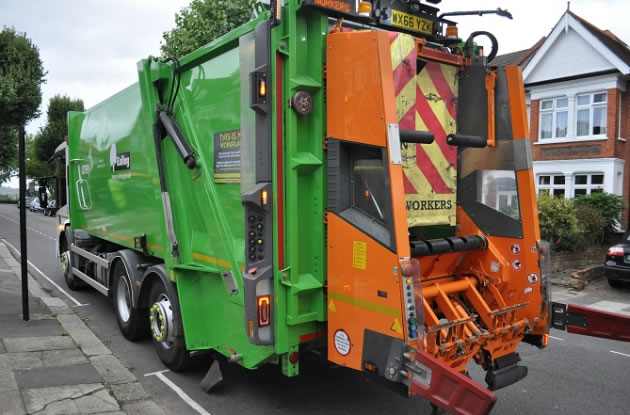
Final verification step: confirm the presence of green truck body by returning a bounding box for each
[66,5,326,374]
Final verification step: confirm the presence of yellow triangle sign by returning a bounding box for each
[391,318,403,333]
[328,299,336,312]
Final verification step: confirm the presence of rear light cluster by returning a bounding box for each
[257,295,271,327]
[607,246,624,257]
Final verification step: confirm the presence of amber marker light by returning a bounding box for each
[358,1,372,17]
[543,334,549,347]
[446,25,458,39]
[258,79,267,97]
[261,189,269,206]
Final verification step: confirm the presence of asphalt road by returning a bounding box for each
[1,202,629,415]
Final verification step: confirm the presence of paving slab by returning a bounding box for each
[0,351,43,370]
[0,369,17,392]
[90,355,136,384]
[57,314,112,357]
[0,317,63,338]
[121,400,166,415]
[21,383,116,415]
[14,363,103,389]
[3,335,75,353]
[74,387,121,413]
[0,390,26,415]
[0,349,87,370]
[110,382,147,402]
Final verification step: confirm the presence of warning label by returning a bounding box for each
[334,330,351,356]
[352,241,367,270]
[214,129,241,184]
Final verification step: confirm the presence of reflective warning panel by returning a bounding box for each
[389,33,458,227]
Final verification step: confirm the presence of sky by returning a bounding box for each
[2,0,630,188]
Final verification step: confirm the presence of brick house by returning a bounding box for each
[493,9,630,230]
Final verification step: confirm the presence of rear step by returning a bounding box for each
[410,235,487,257]
[484,353,528,391]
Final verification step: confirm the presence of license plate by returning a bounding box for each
[625,254,630,262]
[390,9,433,36]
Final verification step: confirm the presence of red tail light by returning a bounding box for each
[607,246,624,257]
[257,295,271,327]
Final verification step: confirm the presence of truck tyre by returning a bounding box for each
[60,239,83,290]
[113,261,148,340]
[149,280,191,371]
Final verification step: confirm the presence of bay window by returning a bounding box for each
[539,97,568,139]
[537,91,607,141]
[576,92,607,136]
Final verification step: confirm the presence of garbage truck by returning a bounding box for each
[56,1,558,413]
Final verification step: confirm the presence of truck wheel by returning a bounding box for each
[149,280,191,371]
[113,262,148,340]
[61,243,83,290]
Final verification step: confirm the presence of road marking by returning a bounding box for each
[548,336,564,341]
[0,268,13,273]
[0,212,57,239]
[145,370,211,415]
[610,351,630,358]
[1,238,87,307]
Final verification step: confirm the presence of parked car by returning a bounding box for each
[17,196,35,209]
[29,198,44,213]
[44,200,58,216]
[604,235,630,287]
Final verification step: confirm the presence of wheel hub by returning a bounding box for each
[150,294,174,347]
[60,251,71,275]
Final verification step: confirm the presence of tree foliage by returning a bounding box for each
[0,27,45,179]
[161,0,256,58]
[0,126,18,183]
[33,95,84,164]
[25,134,51,179]
[0,27,46,126]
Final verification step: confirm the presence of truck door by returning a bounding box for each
[325,30,416,370]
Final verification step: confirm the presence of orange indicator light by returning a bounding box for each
[259,79,267,97]
[257,295,271,327]
[261,189,268,206]
[446,25,458,38]
[543,334,549,346]
[358,1,372,17]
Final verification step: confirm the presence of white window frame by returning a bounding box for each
[538,97,569,140]
[537,174,566,197]
[573,172,605,197]
[575,92,607,138]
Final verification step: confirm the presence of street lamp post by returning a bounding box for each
[19,125,29,321]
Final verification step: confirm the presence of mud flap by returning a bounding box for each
[410,349,497,415]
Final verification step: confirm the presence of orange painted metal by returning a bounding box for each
[326,30,411,371]
[414,65,547,370]
[327,213,404,370]
[415,38,471,67]
[485,71,496,147]
[326,31,387,148]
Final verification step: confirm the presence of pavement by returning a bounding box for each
[0,241,165,415]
